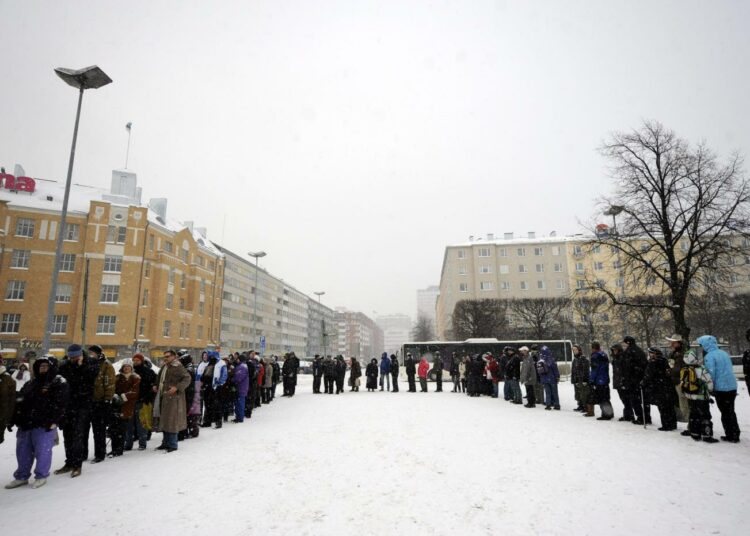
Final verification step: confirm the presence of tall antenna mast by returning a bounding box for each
[124,122,133,168]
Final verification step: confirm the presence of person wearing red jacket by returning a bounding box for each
[485,354,500,398]
[418,357,429,393]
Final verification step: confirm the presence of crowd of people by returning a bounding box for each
[0,328,747,491]
[0,345,300,490]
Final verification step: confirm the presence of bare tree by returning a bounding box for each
[571,294,611,347]
[628,294,670,347]
[451,299,508,340]
[586,120,749,340]
[411,315,435,341]
[507,297,571,340]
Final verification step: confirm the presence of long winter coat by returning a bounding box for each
[611,352,625,390]
[418,359,429,379]
[571,354,591,384]
[0,367,16,429]
[233,362,250,396]
[156,360,191,433]
[13,359,69,431]
[622,344,647,389]
[264,361,273,388]
[538,347,560,385]
[505,355,521,381]
[642,355,674,405]
[114,372,141,420]
[365,362,378,389]
[589,351,610,386]
[520,355,537,385]
[698,335,737,392]
[405,357,416,376]
[350,360,362,382]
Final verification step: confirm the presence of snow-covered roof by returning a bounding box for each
[448,234,590,248]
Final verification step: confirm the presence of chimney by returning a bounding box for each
[504,232,514,240]
[487,233,494,241]
[148,198,168,221]
[528,231,536,239]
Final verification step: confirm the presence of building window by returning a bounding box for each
[103,255,123,272]
[729,273,739,284]
[594,261,604,271]
[551,246,561,256]
[10,249,31,269]
[148,234,155,251]
[1,313,21,333]
[15,218,35,237]
[553,262,563,272]
[208,260,215,271]
[478,248,491,258]
[517,248,526,257]
[179,322,186,338]
[179,298,185,310]
[575,262,584,273]
[613,260,622,269]
[141,289,149,306]
[59,253,76,272]
[457,249,466,259]
[535,263,544,273]
[163,241,173,253]
[5,280,25,300]
[200,279,206,292]
[144,261,151,278]
[138,317,146,336]
[518,264,528,273]
[166,294,173,309]
[520,281,528,291]
[459,283,469,292]
[100,284,120,303]
[168,268,176,284]
[537,280,546,290]
[51,314,68,334]
[180,273,186,289]
[479,265,491,274]
[196,255,204,267]
[458,265,467,276]
[556,280,565,290]
[163,320,171,337]
[55,283,72,303]
[63,223,80,241]
[480,281,493,291]
[500,281,511,291]
[534,247,544,256]
[573,245,583,255]
[615,277,624,287]
[96,315,116,334]
[107,225,127,244]
[576,280,586,290]
[180,249,189,263]
[591,245,601,254]
[499,265,509,274]
[199,301,205,315]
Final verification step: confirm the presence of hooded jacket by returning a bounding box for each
[13,358,69,430]
[520,354,537,385]
[417,359,429,379]
[379,353,391,374]
[682,350,714,400]
[207,352,228,389]
[589,351,610,386]
[538,347,560,385]
[232,362,250,396]
[697,335,737,392]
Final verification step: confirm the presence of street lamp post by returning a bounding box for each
[604,205,628,333]
[248,251,266,353]
[44,66,112,353]
[314,291,326,356]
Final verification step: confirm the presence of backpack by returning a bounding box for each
[680,366,701,395]
[535,360,548,376]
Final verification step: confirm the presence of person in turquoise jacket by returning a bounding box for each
[696,335,740,443]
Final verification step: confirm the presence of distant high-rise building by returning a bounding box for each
[376,314,412,355]
[416,285,439,327]
[335,309,384,359]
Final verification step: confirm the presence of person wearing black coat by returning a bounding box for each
[271,358,281,399]
[404,353,417,392]
[365,359,379,391]
[450,355,460,392]
[282,353,299,397]
[433,352,444,392]
[312,355,324,394]
[571,345,591,412]
[55,344,98,478]
[643,347,677,431]
[126,354,156,450]
[622,336,649,425]
[335,356,347,394]
[467,355,484,397]
[390,355,400,393]
[323,356,336,394]
[505,352,523,404]
[178,354,197,440]
[610,344,632,421]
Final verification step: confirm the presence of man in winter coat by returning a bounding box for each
[154,350,191,452]
[698,335,740,443]
[610,344,632,421]
[232,356,250,423]
[126,354,156,451]
[365,359,378,391]
[679,349,717,442]
[519,346,537,408]
[450,354,461,393]
[200,352,224,428]
[622,336,649,425]
[89,344,116,464]
[505,349,523,404]
[571,344,591,412]
[390,355,400,393]
[335,355,347,394]
[588,342,614,420]
[418,356,429,392]
[282,353,300,397]
[323,355,336,394]
[312,355,324,394]
[349,358,362,392]
[379,353,391,391]
[271,356,281,399]
[433,351,444,392]
[530,345,545,405]
[56,343,98,478]
[0,358,16,444]
[666,334,689,423]
[405,353,417,392]
[538,346,560,410]
[643,347,677,431]
[5,356,69,489]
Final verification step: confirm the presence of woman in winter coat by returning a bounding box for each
[231,357,250,422]
[698,335,740,443]
[200,354,220,428]
[417,357,430,393]
[263,358,273,403]
[484,354,500,398]
[5,356,69,489]
[349,358,362,392]
[458,357,468,393]
[642,348,677,431]
[0,360,17,444]
[538,346,560,410]
[110,361,140,456]
[571,344,591,412]
[178,354,198,440]
[519,346,537,408]
[13,363,31,392]
[588,342,614,420]
[365,359,378,391]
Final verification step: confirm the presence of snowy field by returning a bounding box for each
[0,376,748,536]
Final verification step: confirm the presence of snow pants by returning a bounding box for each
[14,427,56,481]
[714,390,740,441]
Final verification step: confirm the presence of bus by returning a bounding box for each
[400,338,574,381]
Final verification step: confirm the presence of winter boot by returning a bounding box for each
[54,464,72,475]
[70,467,82,478]
[703,437,719,444]
[583,405,595,417]
[680,430,692,437]
[31,478,47,489]
[4,479,28,489]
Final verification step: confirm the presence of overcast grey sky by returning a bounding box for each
[1,0,748,319]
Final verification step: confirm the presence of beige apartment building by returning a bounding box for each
[0,169,224,359]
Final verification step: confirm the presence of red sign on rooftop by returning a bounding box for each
[0,173,36,193]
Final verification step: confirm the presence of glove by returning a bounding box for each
[6,424,13,433]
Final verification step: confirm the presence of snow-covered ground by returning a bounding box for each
[0,376,748,536]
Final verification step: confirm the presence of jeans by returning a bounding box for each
[508,379,523,403]
[125,402,149,449]
[162,432,178,450]
[714,390,740,440]
[380,373,390,391]
[14,428,56,481]
[503,381,512,400]
[492,382,499,398]
[234,395,246,422]
[391,374,399,392]
[543,383,560,408]
[419,378,427,392]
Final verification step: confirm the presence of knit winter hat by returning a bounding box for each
[67,344,83,357]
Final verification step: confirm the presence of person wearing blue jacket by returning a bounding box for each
[588,342,614,420]
[379,353,391,392]
[697,335,740,443]
[537,346,560,410]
